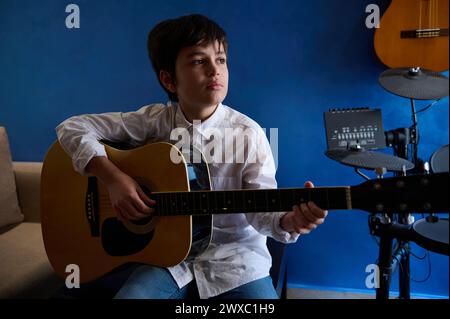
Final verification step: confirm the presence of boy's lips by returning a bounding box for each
[206,82,223,89]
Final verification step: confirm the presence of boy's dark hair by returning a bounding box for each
[147,14,228,102]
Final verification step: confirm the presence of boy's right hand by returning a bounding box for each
[86,156,155,222]
[107,172,156,222]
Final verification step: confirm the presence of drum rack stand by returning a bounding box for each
[370,212,413,299]
[371,101,421,300]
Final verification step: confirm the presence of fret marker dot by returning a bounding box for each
[272,199,276,203]
[228,200,231,204]
[248,200,251,203]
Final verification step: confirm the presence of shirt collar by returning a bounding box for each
[171,101,226,137]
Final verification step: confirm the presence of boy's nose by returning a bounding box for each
[207,61,220,76]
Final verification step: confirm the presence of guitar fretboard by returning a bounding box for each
[152,187,351,216]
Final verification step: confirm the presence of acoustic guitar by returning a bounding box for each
[41,141,449,283]
[374,0,449,71]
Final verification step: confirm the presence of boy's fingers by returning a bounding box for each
[299,203,318,224]
[304,181,314,188]
[307,201,328,219]
[137,187,156,206]
[122,202,149,220]
[132,196,153,215]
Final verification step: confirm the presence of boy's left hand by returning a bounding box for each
[280,181,328,234]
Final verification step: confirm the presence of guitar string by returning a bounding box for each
[432,0,434,30]
[419,0,422,31]
[431,0,436,30]
[429,0,432,30]
[435,0,438,29]
[434,0,439,29]
[418,0,441,41]
[430,0,436,29]
[96,189,340,215]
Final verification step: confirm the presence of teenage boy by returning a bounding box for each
[56,14,328,299]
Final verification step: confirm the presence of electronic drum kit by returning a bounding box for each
[326,67,449,257]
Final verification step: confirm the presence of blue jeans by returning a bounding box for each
[114,265,279,299]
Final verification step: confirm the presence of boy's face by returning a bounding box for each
[172,40,228,110]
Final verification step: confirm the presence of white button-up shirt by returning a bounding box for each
[56,101,299,298]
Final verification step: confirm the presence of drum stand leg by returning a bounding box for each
[376,222,394,300]
[371,214,413,300]
[391,106,416,300]
[398,214,411,299]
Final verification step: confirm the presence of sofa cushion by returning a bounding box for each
[0,127,24,228]
[13,162,43,223]
[0,222,63,298]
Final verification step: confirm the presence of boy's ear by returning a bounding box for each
[159,70,176,93]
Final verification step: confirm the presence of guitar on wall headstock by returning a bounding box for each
[374,0,449,72]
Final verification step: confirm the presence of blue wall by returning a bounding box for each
[1,0,448,297]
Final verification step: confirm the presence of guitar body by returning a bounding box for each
[41,142,212,283]
[374,0,449,71]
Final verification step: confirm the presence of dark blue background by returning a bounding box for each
[1,0,448,297]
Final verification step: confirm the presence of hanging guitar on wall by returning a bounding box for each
[374,0,449,72]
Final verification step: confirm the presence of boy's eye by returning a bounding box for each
[191,58,226,65]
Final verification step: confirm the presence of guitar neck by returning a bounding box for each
[152,187,352,216]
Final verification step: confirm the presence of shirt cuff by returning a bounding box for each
[272,212,300,243]
[73,142,107,175]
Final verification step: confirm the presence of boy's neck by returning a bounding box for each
[178,103,219,123]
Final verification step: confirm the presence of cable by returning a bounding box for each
[415,99,441,114]
[409,249,428,260]
[368,214,380,246]
[391,240,403,274]
[409,249,432,283]
[371,235,380,247]
[407,213,432,282]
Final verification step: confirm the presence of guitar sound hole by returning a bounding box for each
[101,218,154,256]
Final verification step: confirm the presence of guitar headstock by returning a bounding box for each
[350,172,449,214]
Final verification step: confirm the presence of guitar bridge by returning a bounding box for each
[401,28,449,38]
[85,176,100,237]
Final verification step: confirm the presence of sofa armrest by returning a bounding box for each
[13,162,42,223]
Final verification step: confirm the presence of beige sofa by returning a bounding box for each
[0,127,158,299]
[0,127,64,298]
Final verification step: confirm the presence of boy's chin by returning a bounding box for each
[181,93,226,109]
[198,96,225,108]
